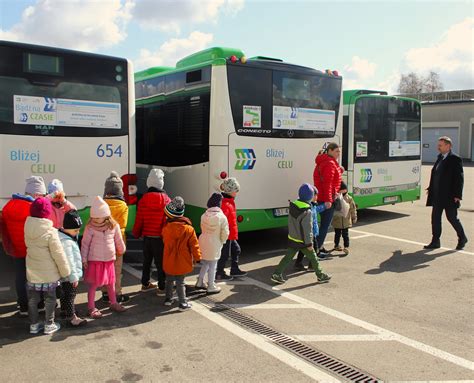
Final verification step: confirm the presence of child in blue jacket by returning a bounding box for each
[294,185,331,270]
[58,210,87,327]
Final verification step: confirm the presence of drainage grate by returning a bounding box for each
[199,296,380,382]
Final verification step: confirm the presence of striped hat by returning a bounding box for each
[165,197,185,218]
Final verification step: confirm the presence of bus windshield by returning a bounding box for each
[227,63,342,138]
[0,43,129,137]
[354,97,421,162]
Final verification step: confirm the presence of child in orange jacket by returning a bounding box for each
[102,171,129,303]
[161,197,201,311]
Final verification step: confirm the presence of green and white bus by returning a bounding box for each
[135,47,342,232]
[342,90,422,209]
[0,41,137,228]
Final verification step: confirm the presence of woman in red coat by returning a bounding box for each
[313,143,343,257]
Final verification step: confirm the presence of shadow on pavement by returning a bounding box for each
[365,248,457,275]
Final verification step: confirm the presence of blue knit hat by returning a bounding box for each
[165,197,185,218]
[298,183,315,202]
[207,193,223,208]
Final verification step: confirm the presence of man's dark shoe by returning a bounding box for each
[424,241,440,249]
[456,237,468,250]
[230,269,247,277]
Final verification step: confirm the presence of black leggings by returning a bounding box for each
[59,282,78,318]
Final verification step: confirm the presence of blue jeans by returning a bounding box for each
[317,206,335,249]
[217,240,241,274]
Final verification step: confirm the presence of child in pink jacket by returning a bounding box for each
[81,196,126,318]
[47,179,76,229]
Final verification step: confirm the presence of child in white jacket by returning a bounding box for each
[196,193,229,294]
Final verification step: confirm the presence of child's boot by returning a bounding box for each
[341,247,349,257]
[332,245,343,252]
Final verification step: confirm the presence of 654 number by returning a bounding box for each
[97,144,123,158]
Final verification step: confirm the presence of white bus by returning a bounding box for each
[342,90,422,209]
[135,47,342,231]
[0,41,136,228]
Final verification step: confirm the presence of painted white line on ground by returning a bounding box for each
[257,235,372,256]
[349,234,373,240]
[294,334,390,342]
[0,287,11,292]
[352,229,474,256]
[122,263,337,381]
[247,277,474,371]
[227,303,307,310]
[192,301,338,382]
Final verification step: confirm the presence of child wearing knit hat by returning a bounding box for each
[196,193,229,294]
[271,184,331,285]
[1,176,47,317]
[25,198,71,335]
[294,185,332,270]
[162,197,202,311]
[81,196,127,318]
[132,168,170,293]
[102,171,129,304]
[47,178,77,229]
[330,181,357,256]
[216,177,247,281]
[58,210,87,327]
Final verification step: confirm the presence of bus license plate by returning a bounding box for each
[273,208,289,217]
[384,196,399,203]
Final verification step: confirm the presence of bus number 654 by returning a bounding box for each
[96,144,123,158]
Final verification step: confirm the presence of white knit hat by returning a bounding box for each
[48,179,64,195]
[90,196,111,219]
[25,176,46,196]
[147,168,165,190]
[221,177,240,194]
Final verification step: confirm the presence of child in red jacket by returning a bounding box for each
[1,176,47,316]
[216,178,247,281]
[132,169,171,292]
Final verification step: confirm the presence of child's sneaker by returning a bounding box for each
[164,298,174,306]
[271,273,286,284]
[332,245,343,252]
[293,261,306,271]
[30,322,44,334]
[19,308,28,318]
[207,284,221,294]
[44,322,61,335]
[141,282,157,291]
[341,248,349,257]
[179,302,192,312]
[110,303,127,313]
[101,292,110,303]
[195,281,206,290]
[215,272,233,282]
[230,268,248,277]
[117,294,130,303]
[317,273,332,283]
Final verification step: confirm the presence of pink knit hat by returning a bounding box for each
[90,196,111,219]
[30,197,53,219]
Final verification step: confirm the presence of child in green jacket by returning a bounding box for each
[271,184,331,284]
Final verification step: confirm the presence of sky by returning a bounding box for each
[0,0,472,92]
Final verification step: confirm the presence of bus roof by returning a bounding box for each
[0,40,127,62]
[343,89,420,105]
[135,46,329,83]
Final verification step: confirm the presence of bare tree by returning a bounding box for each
[398,72,424,94]
[398,71,444,94]
[423,71,444,93]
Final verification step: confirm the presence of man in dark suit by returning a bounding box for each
[425,136,468,250]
